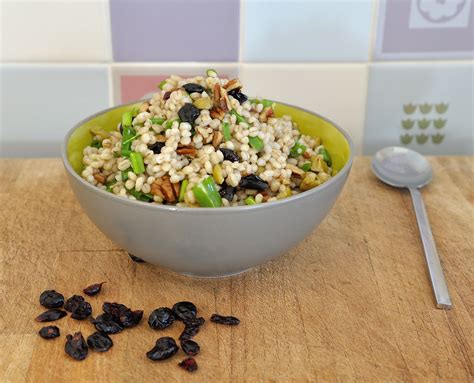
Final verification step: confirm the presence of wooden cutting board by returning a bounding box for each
[0,157,472,382]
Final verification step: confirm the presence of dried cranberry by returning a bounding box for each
[39,290,64,309]
[220,148,240,162]
[148,307,175,330]
[70,301,92,320]
[83,282,106,296]
[35,309,67,322]
[148,142,165,155]
[120,309,143,328]
[38,325,60,339]
[146,337,179,361]
[179,317,205,341]
[163,91,172,101]
[172,301,197,321]
[64,295,85,312]
[91,313,123,334]
[65,332,88,361]
[219,183,237,202]
[87,332,113,352]
[103,302,128,319]
[181,339,200,356]
[228,89,248,104]
[210,313,240,326]
[178,103,200,125]
[183,83,205,94]
[239,174,268,191]
[178,357,198,372]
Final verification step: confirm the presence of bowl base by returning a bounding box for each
[179,267,253,279]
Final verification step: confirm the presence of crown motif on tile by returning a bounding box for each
[400,134,413,145]
[432,133,445,144]
[435,103,449,114]
[433,118,447,129]
[417,118,430,130]
[403,103,417,114]
[416,134,429,144]
[419,103,433,114]
[401,119,415,129]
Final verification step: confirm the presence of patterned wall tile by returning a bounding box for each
[112,64,239,104]
[375,0,474,59]
[0,65,109,157]
[364,63,474,155]
[110,0,240,62]
[0,0,110,62]
[243,0,373,62]
[240,64,368,153]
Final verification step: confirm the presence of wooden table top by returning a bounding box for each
[0,157,473,382]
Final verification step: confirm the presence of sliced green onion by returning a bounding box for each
[130,152,145,174]
[150,117,166,125]
[131,107,140,117]
[250,99,274,108]
[300,163,312,172]
[122,111,133,128]
[318,147,332,167]
[122,134,139,146]
[249,136,264,151]
[290,141,307,157]
[90,139,102,149]
[206,69,217,77]
[222,122,232,142]
[128,189,153,202]
[158,80,167,90]
[230,109,247,124]
[178,179,189,202]
[122,167,132,182]
[165,119,179,130]
[245,196,256,205]
[106,179,117,193]
[192,177,222,207]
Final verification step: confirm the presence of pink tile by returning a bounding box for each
[121,75,176,103]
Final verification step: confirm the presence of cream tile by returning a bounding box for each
[0,0,110,62]
[240,64,368,153]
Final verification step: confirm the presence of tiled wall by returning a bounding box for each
[1,0,473,157]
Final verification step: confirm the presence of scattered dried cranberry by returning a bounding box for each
[178,357,198,372]
[64,295,85,312]
[87,332,113,352]
[65,332,88,361]
[128,253,145,263]
[220,148,240,162]
[91,313,123,334]
[148,307,176,330]
[228,89,248,104]
[146,337,179,361]
[179,317,205,341]
[178,103,200,125]
[38,325,60,339]
[210,314,240,326]
[102,302,128,319]
[70,301,92,320]
[148,142,165,155]
[163,91,172,101]
[120,309,143,328]
[172,301,197,321]
[35,309,67,322]
[39,290,64,309]
[183,83,205,94]
[83,282,106,297]
[219,183,237,201]
[239,174,268,191]
[181,339,200,356]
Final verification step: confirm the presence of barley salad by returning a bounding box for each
[81,70,334,207]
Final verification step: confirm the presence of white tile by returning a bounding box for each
[0,0,110,62]
[240,64,368,153]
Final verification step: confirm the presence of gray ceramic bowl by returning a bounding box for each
[62,101,354,277]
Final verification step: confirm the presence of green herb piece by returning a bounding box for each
[192,177,222,208]
[245,196,256,205]
[90,139,102,149]
[318,147,332,167]
[300,163,312,172]
[249,136,264,151]
[290,141,307,157]
[178,179,189,202]
[130,152,145,174]
[222,122,232,142]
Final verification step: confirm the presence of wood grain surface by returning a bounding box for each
[0,157,473,382]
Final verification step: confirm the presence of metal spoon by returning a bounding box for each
[372,146,452,309]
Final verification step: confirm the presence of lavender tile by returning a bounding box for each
[364,63,474,155]
[110,0,240,62]
[0,65,109,157]
[375,0,474,59]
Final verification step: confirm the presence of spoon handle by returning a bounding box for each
[409,188,452,309]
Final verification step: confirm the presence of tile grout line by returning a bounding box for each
[104,0,114,107]
[369,0,380,62]
[238,0,245,66]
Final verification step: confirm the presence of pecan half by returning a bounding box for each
[223,78,242,92]
[150,181,165,199]
[172,181,180,197]
[93,173,106,184]
[210,106,226,120]
[303,152,311,159]
[213,84,231,112]
[160,177,176,203]
[176,145,197,157]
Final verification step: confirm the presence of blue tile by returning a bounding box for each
[0,66,109,157]
[364,63,474,155]
[243,0,373,62]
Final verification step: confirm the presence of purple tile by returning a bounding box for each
[110,0,240,62]
[375,0,474,59]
